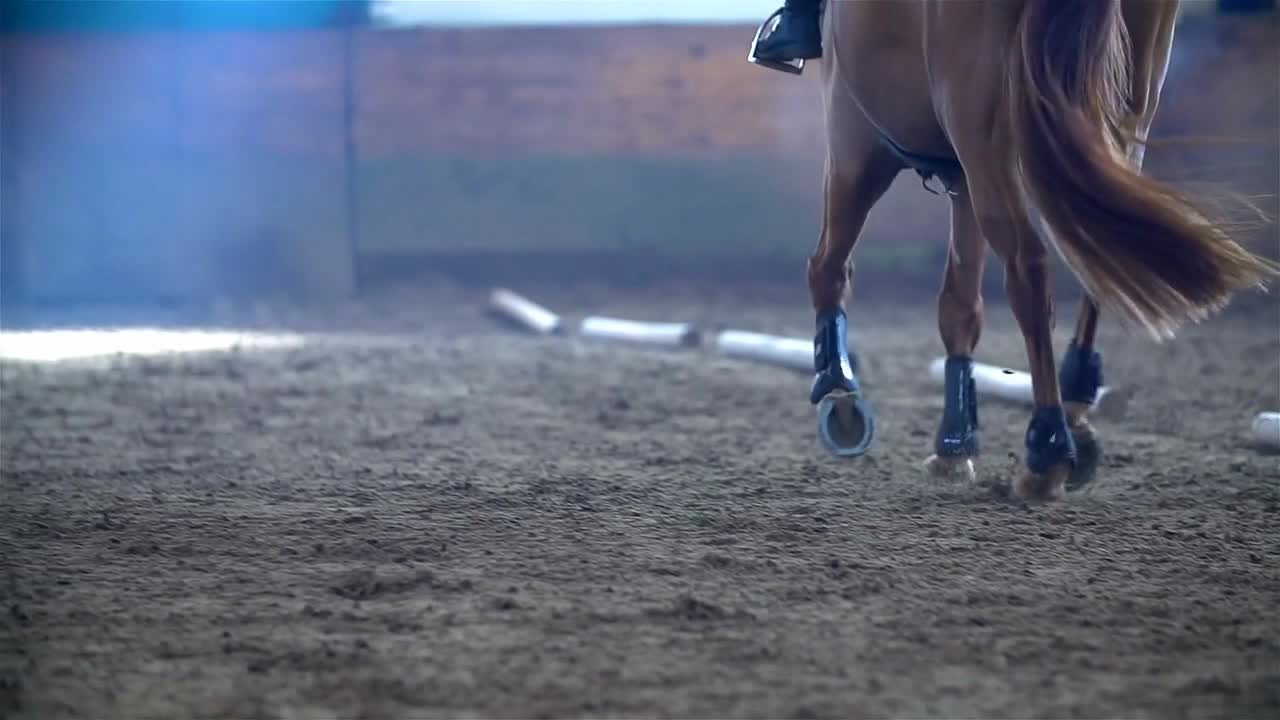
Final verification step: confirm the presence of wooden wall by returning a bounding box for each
[0,13,1275,302]
[1,29,354,302]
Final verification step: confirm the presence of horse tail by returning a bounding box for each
[1007,0,1277,338]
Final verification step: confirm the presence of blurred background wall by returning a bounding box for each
[1,0,1276,305]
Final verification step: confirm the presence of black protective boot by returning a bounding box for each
[750,0,822,71]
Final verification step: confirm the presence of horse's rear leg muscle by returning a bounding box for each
[926,183,986,482]
[1065,0,1176,413]
[805,114,900,458]
[952,139,1075,501]
[1064,1,1177,384]
[1061,1,1177,490]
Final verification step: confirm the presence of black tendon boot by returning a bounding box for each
[1058,340,1103,406]
[811,306,876,458]
[810,306,858,405]
[1025,405,1077,476]
[935,355,980,458]
[1058,339,1104,490]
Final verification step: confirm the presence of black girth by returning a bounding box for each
[878,133,963,196]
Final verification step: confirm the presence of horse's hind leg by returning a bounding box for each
[1060,297,1104,490]
[980,199,1073,500]
[807,114,902,458]
[1060,0,1178,490]
[925,180,987,482]
[946,132,1074,500]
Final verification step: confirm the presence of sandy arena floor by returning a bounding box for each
[2,286,1278,719]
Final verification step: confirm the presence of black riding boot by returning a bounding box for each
[753,0,823,61]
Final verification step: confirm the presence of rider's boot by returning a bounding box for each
[752,0,823,64]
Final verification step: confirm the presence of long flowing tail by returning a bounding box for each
[1007,0,1277,338]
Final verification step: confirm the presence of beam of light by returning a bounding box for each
[0,328,305,363]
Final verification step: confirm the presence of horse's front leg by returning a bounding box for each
[806,117,901,458]
[925,179,987,482]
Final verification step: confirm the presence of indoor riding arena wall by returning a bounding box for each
[0,12,1275,304]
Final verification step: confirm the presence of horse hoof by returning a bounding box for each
[815,390,876,458]
[1013,463,1069,502]
[923,454,976,483]
[1067,423,1100,492]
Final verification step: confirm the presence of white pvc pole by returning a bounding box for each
[579,316,700,348]
[1253,412,1280,451]
[929,357,1033,404]
[927,356,1122,412]
[714,330,812,372]
[489,288,562,335]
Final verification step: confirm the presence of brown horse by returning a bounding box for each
[799,0,1277,500]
